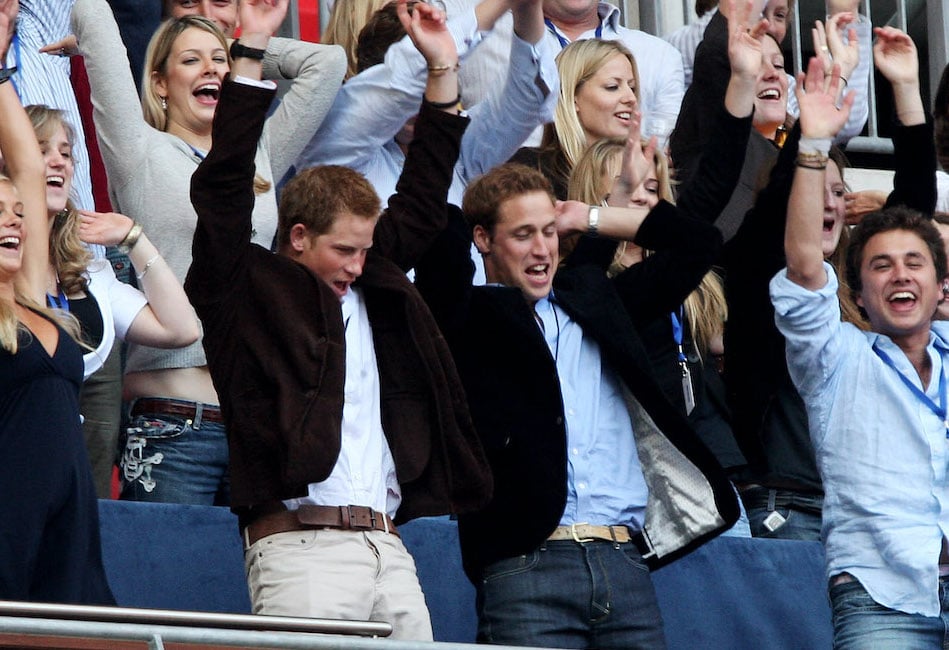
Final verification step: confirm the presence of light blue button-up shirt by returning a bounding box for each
[534,295,648,531]
[771,263,949,616]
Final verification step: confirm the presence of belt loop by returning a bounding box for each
[383,513,390,534]
[609,525,619,549]
[193,402,204,430]
[767,488,776,513]
[243,526,251,550]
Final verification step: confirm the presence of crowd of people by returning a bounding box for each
[2,0,949,647]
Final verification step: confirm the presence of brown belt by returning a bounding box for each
[547,523,632,544]
[131,398,224,424]
[243,505,399,547]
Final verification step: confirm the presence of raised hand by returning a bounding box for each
[607,112,657,207]
[872,26,918,87]
[77,210,136,247]
[0,0,17,63]
[397,0,456,68]
[813,13,859,82]
[727,0,769,80]
[794,57,854,140]
[238,0,289,40]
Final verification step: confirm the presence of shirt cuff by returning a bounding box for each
[232,75,277,90]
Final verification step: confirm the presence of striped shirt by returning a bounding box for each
[10,0,94,211]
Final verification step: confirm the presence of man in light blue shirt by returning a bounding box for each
[771,44,948,647]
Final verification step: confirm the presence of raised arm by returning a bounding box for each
[873,27,935,216]
[70,0,153,198]
[295,0,482,174]
[0,0,48,303]
[77,210,199,348]
[368,0,469,268]
[457,0,558,184]
[675,0,763,222]
[784,58,853,290]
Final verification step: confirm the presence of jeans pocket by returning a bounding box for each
[120,415,190,492]
[830,580,879,615]
[482,551,540,584]
[619,544,649,572]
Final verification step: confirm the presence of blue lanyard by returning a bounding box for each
[873,342,949,437]
[188,145,207,162]
[46,289,69,312]
[544,17,602,49]
[9,30,20,96]
[670,307,687,364]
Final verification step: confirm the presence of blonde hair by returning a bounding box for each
[324,0,389,79]
[567,137,726,359]
[25,106,92,297]
[543,39,639,173]
[0,290,82,354]
[142,16,271,195]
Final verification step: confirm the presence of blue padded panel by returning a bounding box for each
[98,502,834,648]
[98,500,251,613]
[400,517,477,644]
[652,535,833,649]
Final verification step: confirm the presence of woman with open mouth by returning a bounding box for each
[70,0,346,505]
[23,104,199,498]
[0,0,113,604]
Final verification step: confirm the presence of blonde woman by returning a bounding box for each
[567,138,749,494]
[27,105,198,497]
[0,0,112,603]
[511,37,638,199]
[71,0,345,504]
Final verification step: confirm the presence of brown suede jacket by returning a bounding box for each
[186,80,491,524]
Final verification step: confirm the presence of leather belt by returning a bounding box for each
[243,505,399,547]
[131,398,224,424]
[547,523,632,544]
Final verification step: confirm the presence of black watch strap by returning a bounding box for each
[229,41,266,61]
[0,66,18,86]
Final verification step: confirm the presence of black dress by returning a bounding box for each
[0,313,114,604]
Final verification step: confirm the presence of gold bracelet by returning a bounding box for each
[795,160,827,170]
[427,61,459,77]
[118,221,143,255]
[796,150,828,167]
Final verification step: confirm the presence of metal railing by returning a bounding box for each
[0,600,553,650]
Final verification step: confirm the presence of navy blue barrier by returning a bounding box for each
[98,501,832,647]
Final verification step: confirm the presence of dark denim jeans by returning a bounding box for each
[119,399,229,506]
[831,577,949,649]
[742,487,823,541]
[476,539,666,649]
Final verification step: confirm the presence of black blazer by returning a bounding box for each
[416,200,738,581]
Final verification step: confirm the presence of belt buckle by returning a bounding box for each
[346,505,375,531]
[570,522,594,543]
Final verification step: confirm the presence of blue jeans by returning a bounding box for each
[477,539,666,649]
[742,487,823,541]
[119,400,229,505]
[831,578,949,649]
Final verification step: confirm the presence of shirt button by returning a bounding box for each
[578,482,587,490]
[571,448,579,456]
[568,408,576,416]
[555,416,563,426]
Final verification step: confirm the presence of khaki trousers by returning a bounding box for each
[244,527,433,641]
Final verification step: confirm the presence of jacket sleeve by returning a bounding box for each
[185,80,275,313]
[259,37,346,183]
[886,117,937,216]
[611,200,723,326]
[371,102,470,270]
[675,104,753,224]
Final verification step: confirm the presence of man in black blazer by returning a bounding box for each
[415,162,738,649]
